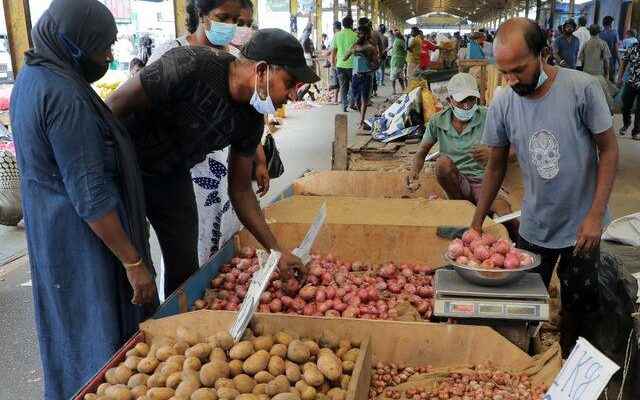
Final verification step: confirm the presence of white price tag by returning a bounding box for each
[543,337,619,400]
[229,250,281,342]
[292,202,327,265]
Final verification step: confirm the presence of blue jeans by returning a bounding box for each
[377,63,386,84]
[337,67,352,111]
[351,72,373,104]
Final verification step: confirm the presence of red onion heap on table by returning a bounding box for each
[447,231,534,270]
[194,247,435,320]
[370,362,547,400]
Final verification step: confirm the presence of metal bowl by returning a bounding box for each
[442,250,541,287]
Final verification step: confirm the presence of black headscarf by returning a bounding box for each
[24,0,153,272]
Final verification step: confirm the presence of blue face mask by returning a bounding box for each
[536,64,548,89]
[206,21,237,47]
[512,60,548,96]
[250,65,277,115]
[451,103,478,122]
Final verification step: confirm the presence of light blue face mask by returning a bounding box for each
[451,103,478,122]
[206,21,237,47]
[536,62,549,89]
[250,65,277,115]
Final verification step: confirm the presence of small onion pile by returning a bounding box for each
[369,362,431,399]
[370,362,546,400]
[193,247,436,321]
[446,231,535,270]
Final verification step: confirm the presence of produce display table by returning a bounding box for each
[74,311,562,399]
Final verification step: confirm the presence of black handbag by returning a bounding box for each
[253,133,284,180]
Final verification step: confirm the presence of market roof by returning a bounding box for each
[384,0,532,24]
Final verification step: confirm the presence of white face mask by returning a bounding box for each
[250,65,276,115]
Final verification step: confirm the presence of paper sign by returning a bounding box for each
[229,250,281,342]
[543,337,619,400]
[292,202,327,265]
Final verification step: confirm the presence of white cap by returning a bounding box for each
[446,73,480,102]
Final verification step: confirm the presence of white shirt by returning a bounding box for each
[573,27,591,67]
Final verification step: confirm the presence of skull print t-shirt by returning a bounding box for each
[483,68,612,248]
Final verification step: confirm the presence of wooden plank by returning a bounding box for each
[333,114,349,170]
[349,337,371,400]
[140,311,540,374]
[292,171,446,199]
[348,136,373,151]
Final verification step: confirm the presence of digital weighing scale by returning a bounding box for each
[434,269,550,350]
[434,269,550,321]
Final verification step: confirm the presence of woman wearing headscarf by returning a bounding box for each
[10,0,157,398]
[145,0,270,298]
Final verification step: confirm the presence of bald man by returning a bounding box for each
[469,18,619,354]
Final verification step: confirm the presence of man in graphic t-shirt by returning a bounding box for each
[469,18,619,355]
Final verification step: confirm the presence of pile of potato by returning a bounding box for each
[84,326,359,400]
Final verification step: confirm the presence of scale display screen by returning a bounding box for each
[506,305,537,316]
[479,304,503,314]
[450,302,475,315]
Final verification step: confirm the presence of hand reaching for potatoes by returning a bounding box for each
[126,262,157,305]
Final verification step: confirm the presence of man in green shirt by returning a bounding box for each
[408,73,514,219]
[332,15,359,112]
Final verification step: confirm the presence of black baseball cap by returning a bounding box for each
[242,28,320,84]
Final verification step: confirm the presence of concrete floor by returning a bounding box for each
[0,82,638,399]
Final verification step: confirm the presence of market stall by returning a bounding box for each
[75,311,562,400]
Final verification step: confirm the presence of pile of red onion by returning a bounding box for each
[193,247,435,320]
[446,230,534,270]
[370,362,546,400]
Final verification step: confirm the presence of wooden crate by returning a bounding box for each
[239,196,508,266]
[141,311,561,395]
[291,171,445,199]
[141,311,371,400]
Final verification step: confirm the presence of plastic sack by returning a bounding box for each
[0,149,21,226]
[603,212,640,246]
[586,246,638,366]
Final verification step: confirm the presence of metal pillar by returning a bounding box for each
[569,0,575,16]
[252,0,259,26]
[315,0,322,47]
[535,0,542,24]
[3,0,31,75]
[290,0,298,34]
[624,0,633,32]
[333,0,338,22]
[373,0,379,26]
[173,0,187,36]
[593,0,601,24]
[525,0,530,18]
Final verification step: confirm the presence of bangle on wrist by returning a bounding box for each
[123,258,143,270]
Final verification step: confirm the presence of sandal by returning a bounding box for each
[619,126,629,136]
